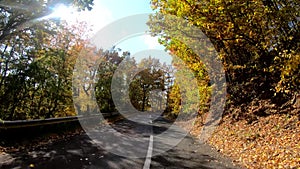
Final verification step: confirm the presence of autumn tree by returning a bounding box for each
[129,56,169,112]
[0,0,94,120]
[94,49,128,113]
[148,0,299,118]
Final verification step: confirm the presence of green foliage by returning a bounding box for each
[129,56,168,112]
[0,0,94,120]
[0,21,84,120]
[95,50,125,113]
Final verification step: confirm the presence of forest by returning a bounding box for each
[0,0,176,121]
[149,0,299,119]
[1,0,298,119]
[0,0,299,168]
[147,1,299,167]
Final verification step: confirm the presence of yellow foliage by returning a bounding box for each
[274,51,300,94]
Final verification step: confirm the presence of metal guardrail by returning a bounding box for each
[0,112,119,129]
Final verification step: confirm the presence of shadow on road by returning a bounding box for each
[1,133,145,169]
[1,115,242,169]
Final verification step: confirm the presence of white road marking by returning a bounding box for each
[143,135,154,169]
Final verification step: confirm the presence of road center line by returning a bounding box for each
[143,134,153,169]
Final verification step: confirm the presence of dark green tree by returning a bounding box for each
[129,57,167,111]
[0,0,94,120]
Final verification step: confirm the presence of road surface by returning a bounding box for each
[0,114,242,169]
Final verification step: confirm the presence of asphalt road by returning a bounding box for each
[0,114,242,169]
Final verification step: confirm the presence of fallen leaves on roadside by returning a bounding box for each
[208,114,300,169]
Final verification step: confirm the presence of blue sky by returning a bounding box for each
[59,0,172,64]
[98,0,154,19]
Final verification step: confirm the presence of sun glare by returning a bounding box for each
[42,4,75,21]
